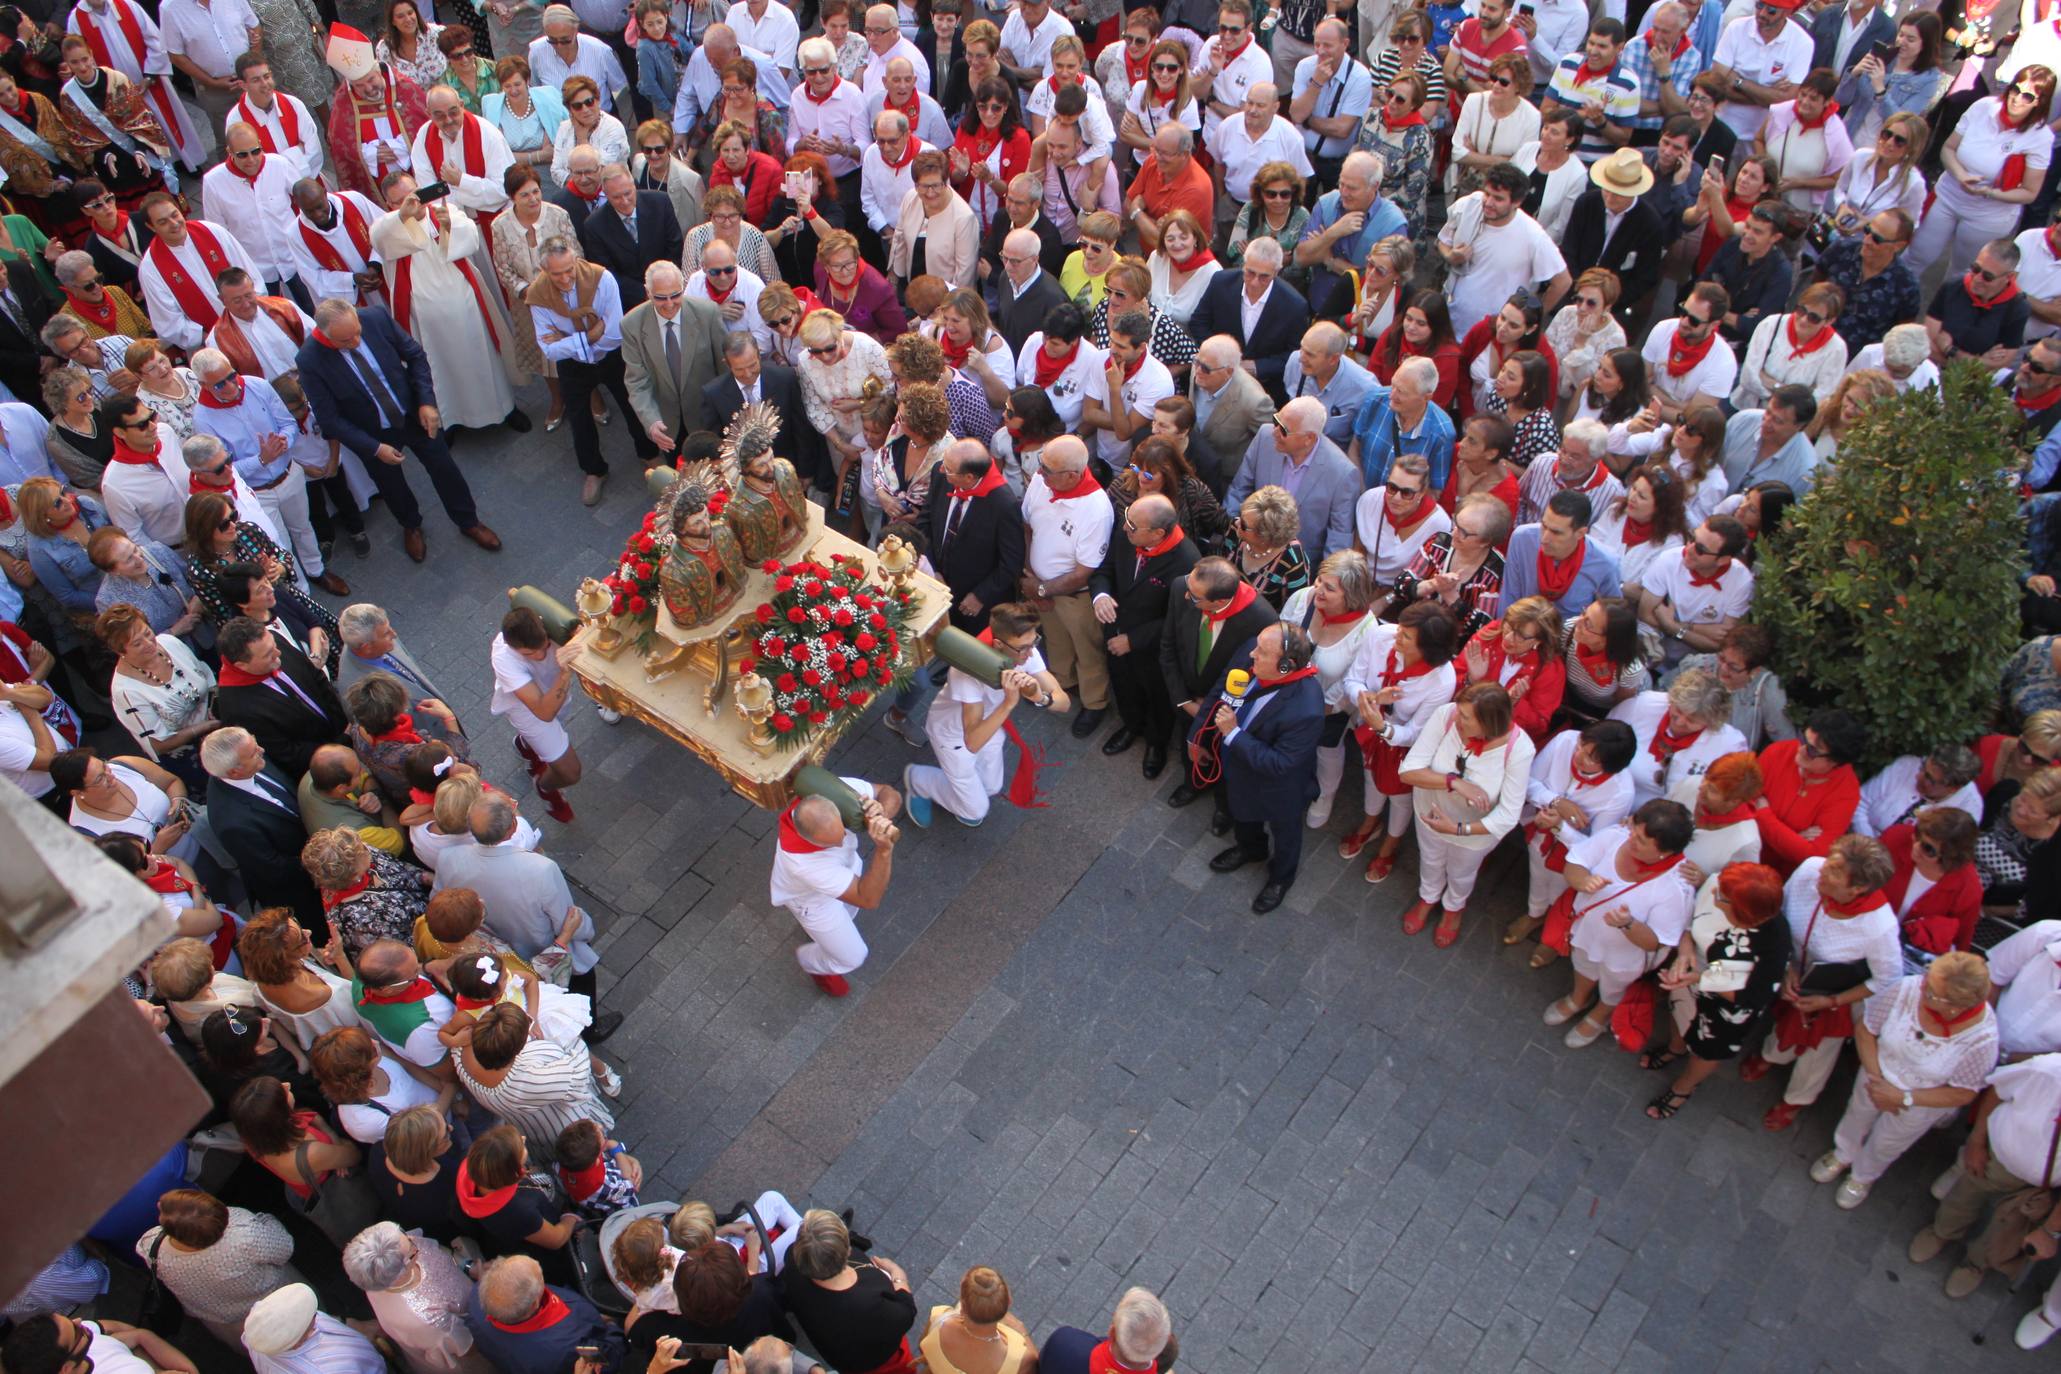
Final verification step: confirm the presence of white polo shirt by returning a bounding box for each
[1022,471,1115,581]
[1564,825,1695,981]
[1092,354,1174,465]
[724,0,799,73]
[770,776,878,928]
[1711,15,1814,140]
[1015,332,1108,430]
[0,700,53,796]
[1980,1054,2061,1186]
[1207,113,1313,204]
[1638,547,1754,627]
[2017,226,2061,340]
[158,0,257,79]
[1988,921,2061,1058]
[1197,37,1275,137]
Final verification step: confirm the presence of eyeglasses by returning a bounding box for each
[1576,295,1603,309]
[2028,356,2061,377]
[801,64,832,75]
[1800,735,1830,760]
[1455,523,1491,540]
[1385,91,1409,104]
[865,25,896,35]
[1218,23,1246,34]
[978,99,1009,112]
[1152,62,1182,73]
[640,144,669,155]
[1127,34,1152,47]
[118,417,153,430]
[2019,738,2061,765]
[449,47,472,59]
[706,265,737,277]
[230,147,264,159]
[81,194,113,209]
[206,374,239,391]
[568,96,598,110]
[1261,187,1295,201]
[762,313,793,327]
[916,181,946,194]
[69,391,88,405]
[549,34,576,45]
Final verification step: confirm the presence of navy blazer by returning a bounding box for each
[1089,530,1200,656]
[1188,645,1326,822]
[295,307,436,462]
[1809,5,1896,76]
[1186,271,1312,406]
[206,767,323,927]
[578,191,683,308]
[700,363,805,460]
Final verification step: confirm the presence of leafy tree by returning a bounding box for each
[1753,360,2024,771]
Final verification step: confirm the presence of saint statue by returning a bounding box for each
[720,400,810,564]
[657,476,746,629]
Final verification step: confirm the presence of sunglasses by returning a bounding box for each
[1679,308,1713,328]
[1491,75,1515,87]
[706,265,737,277]
[762,313,793,327]
[1261,188,1295,200]
[2013,84,2041,100]
[1386,482,1425,497]
[650,290,684,303]
[1972,264,2006,281]
[568,97,598,109]
[215,517,238,532]
[801,65,832,75]
[550,34,576,45]
[1915,838,1941,859]
[640,144,669,155]
[1796,307,1825,325]
[1691,539,1725,557]
[82,194,113,209]
[2028,357,2061,377]
[230,147,264,159]
[978,99,1009,111]
[1880,129,1909,146]
[1218,23,1246,33]
[2019,738,2061,765]
[1385,91,1410,104]
[807,344,841,357]
[1152,62,1182,73]
[1127,34,1152,47]
[1862,227,1900,244]
[1800,736,1830,760]
[1576,295,1603,309]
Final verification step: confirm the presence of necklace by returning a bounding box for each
[950,1311,1002,1343]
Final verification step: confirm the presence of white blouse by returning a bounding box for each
[1565,825,1695,980]
[1280,589,1378,711]
[1400,702,1538,848]
[1523,727,1636,859]
[1588,509,1683,590]
[110,635,215,750]
[551,113,632,187]
[1782,858,1904,995]
[1830,149,1930,227]
[1452,92,1540,172]
[1126,81,1202,138]
[1865,974,2000,1093]
[1733,312,1850,411]
[1341,624,1457,751]
[1608,690,1749,806]
[1354,498,1451,589]
[1147,252,1220,327]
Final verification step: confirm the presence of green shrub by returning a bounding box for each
[1753,359,2025,771]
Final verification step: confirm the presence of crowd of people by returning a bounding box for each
[11,0,2061,1365]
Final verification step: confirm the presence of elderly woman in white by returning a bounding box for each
[1397,680,1537,949]
[1809,952,1999,1210]
[1281,550,1383,830]
[1544,799,1698,1049]
[342,1223,493,1374]
[796,309,894,489]
[1608,667,1747,806]
[1513,717,1639,960]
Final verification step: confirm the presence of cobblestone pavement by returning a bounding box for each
[339,404,2039,1372]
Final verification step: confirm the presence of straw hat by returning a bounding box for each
[1589,148,1655,198]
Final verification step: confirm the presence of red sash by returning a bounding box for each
[424,113,487,181]
[146,224,234,332]
[236,93,300,152]
[390,222,501,349]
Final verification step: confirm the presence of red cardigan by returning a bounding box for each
[1454,320,1561,423]
[1755,739,1861,875]
[1976,733,2016,793]
[1881,822,1984,953]
[1465,621,1566,742]
[709,150,786,225]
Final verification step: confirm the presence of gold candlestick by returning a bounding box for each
[734,669,777,754]
[573,576,631,658]
[876,533,917,592]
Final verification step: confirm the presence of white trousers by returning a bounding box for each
[254,466,325,578]
[793,905,868,976]
[1760,1028,1847,1106]
[909,737,1000,823]
[1315,740,1378,812]
[1570,947,1644,1005]
[1907,182,2022,279]
[1828,1073,1958,1183]
[1417,829,1490,908]
[1526,839,1570,918]
[745,1189,804,1272]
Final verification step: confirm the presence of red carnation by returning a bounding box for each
[611,596,628,615]
[848,689,870,707]
[851,657,870,677]
[789,641,810,660]
[808,709,829,724]
[787,607,807,624]
[636,534,655,553]
[772,712,795,732]
[762,559,781,573]
[640,512,657,532]
[831,607,855,627]
[854,632,876,651]
[762,637,785,656]
[754,605,772,624]
[869,613,887,629]
[739,658,756,675]
[777,673,798,692]
[824,690,844,708]
[775,575,795,593]
[802,669,823,687]
[804,580,825,598]
[628,594,647,613]
[635,560,653,579]
[854,595,873,609]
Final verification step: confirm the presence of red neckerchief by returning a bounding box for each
[777,800,827,853]
[1379,646,1435,687]
[1380,106,1428,131]
[358,977,437,1005]
[312,328,354,350]
[488,1292,572,1335]
[950,465,1009,501]
[1321,609,1365,625]
[370,712,422,745]
[1138,523,1185,559]
[1121,351,1148,382]
[1683,548,1730,588]
[453,1160,518,1216]
[236,92,300,150]
[1257,665,1321,689]
[65,289,119,331]
[1570,765,1610,789]
[142,861,195,896]
[938,331,974,366]
[46,504,77,531]
[2021,381,2061,416]
[1666,321,1718,377]
[1649,29,1692,59]
[216,663,271,687]
[1046,73,1084,98]
[1383,495,1433,535]
[0,86,29,120]
[1032,340,1079,387]
[195,378,244,409]
[1454,724,1498,757]
[1150,82,1178,107]
[1697,800,1757,827]
[1208,581,1258,624]
[1046,467,1102,500]
[1923,1001,1988,1032]
[188,472,232,496]
[1628,851,1685,877]
[1620,515,1653,547]
[1571,59,1616,88]
[321,869,374,911]
[230,150,265,184]
[560,1158,607,1201]
[705,277,735,305]
[803,76,841,105]
[454,989,500,1012]
[1170,246,1216,273]
[568,178,605,202]
[1965,272,2023,309]
[883,89,920,122]
[2048,223,2061,263]
[1125,47,1149,88]
[1535,541,1586,601]
[1785,312,1835,359]
[1554,460,1609,495]
[1088,1341,1156,1374]
[1648,717,1703,764]
[108,432,161,466]
[1793,99,1839,131]
[1218,34,1254,64]
[1821,888,1891,917]
[882,134,918,171]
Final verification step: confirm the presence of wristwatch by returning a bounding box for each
[1036,580,1048,597]
[1901,1089,1915,1109]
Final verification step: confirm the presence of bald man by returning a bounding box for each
[1224,395,1359,561]
[1090,493,1201,777]
[770,779,902,997]
[199,124,303,298]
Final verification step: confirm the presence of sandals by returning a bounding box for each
[1364,850,1398,883]
[1640,1046,1688,1072]
[1646,1088,1692,1120]
[1528,945,1561,969]
[1433,908,1464,949]
[1338,820,1384,860]
[1400,900,1434,935]
[1503,915,1541,946]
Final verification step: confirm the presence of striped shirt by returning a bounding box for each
[1546,55,1640,160]
[457,1040,614,1150]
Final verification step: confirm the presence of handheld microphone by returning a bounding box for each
[1217,668,1252,716]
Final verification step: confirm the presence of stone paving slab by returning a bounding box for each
[319,407,2044,1372]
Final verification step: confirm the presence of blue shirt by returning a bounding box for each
[533,271,625,365]
[1281,352,1377,447]
[1501,525,1623,616]
[1351,385,1457,491]
[2032,418,2061,492]
[194,381,298,489]
[0,402,56,486]
[1721,411,1819,495]
[1299,191,1409,275]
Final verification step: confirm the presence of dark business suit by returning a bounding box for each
[214,639,349,781]
[577,192,684,309]
[1560,190,1666,328]
[982,211,1065,292]
[1091,529,1199,754]
[547,186,599,236]
[1159,580,1279,772]
[0,258,57,410]
[1809,4,1896,76]
[993,266,1070,357]
[1189,646,1326,884]
[207,765,325,932]
[1186,271,1312,407]
[294,307,482,532]
[923,468,1025,634]
[700,362,808,469]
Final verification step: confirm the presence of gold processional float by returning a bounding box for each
[508,401,1019,828]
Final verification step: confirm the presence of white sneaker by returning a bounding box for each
[597,707,623,724]
[1809,1151,1849,1184]
[1306,795,1334,829]
[1834,1176,1871,1209]
[2017,1309,2060,1350]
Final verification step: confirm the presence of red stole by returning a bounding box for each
[354,65,404,142]
[235,92,300,151]
[1535,541,1586,602]
[73,0,183,141]
[212,298,310,378]
[145,224,234,331]
[389,218,502,349]
[424,114,488,180]
[1170,246,1216,273]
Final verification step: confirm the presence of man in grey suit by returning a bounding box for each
[1223,397,1361,562]
[335,603,445,703]
[1188,335,1277,498]
[622,260,731,458]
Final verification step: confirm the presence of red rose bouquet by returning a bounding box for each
[742,552,919,750]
